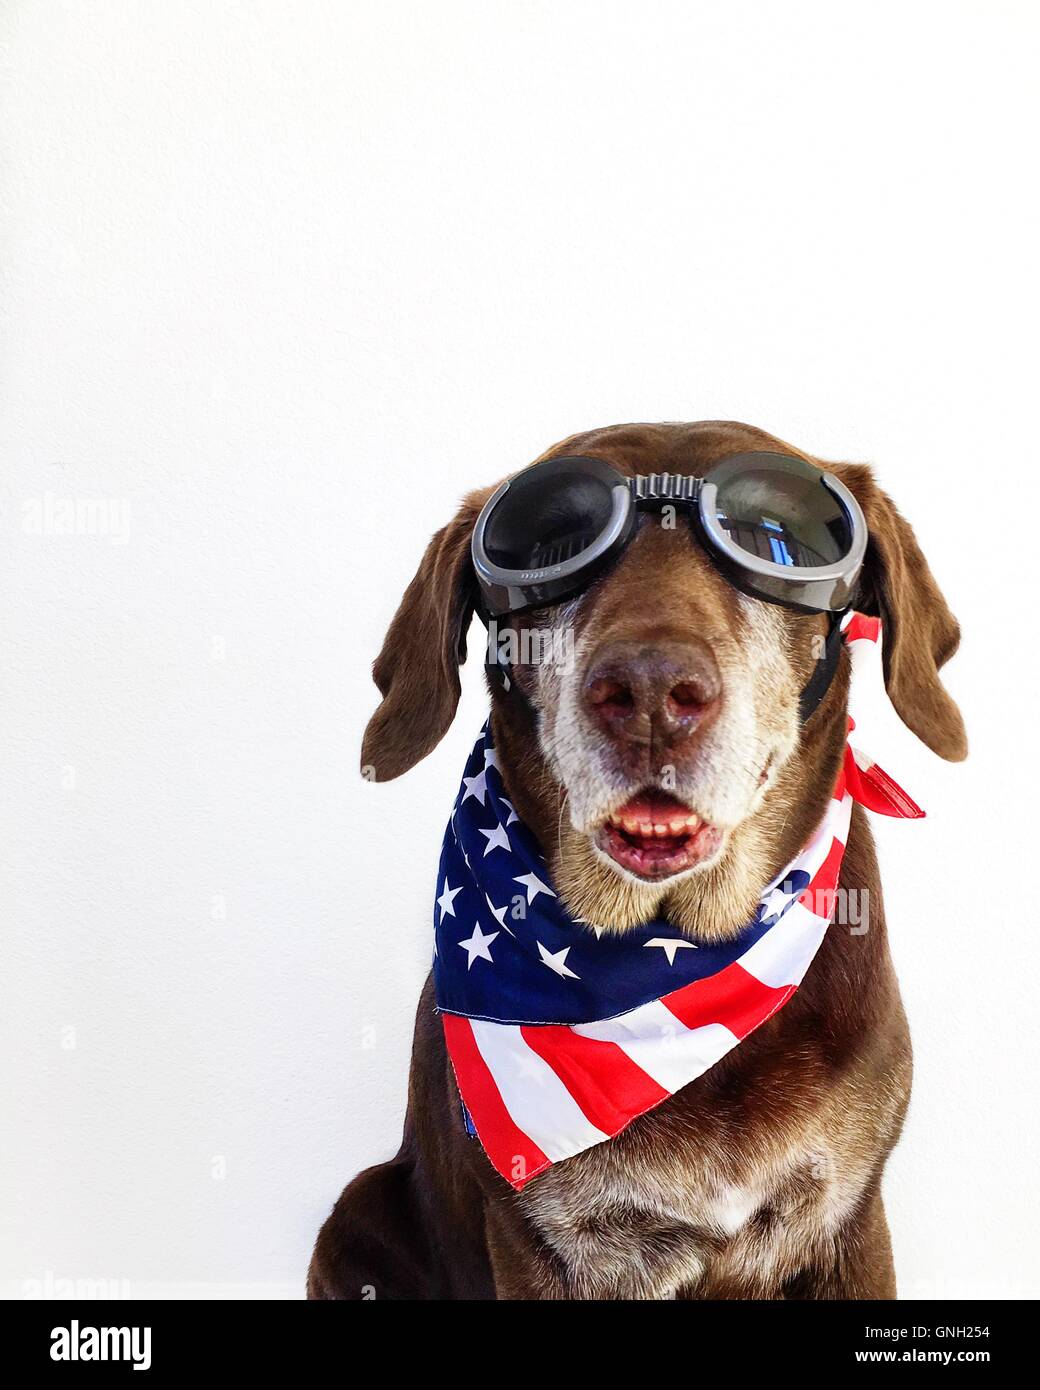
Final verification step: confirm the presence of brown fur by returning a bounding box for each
[310,420,964,1300]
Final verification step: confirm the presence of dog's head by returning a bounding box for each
[362,421,965,939]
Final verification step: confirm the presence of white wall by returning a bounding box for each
[2,0,1038,1299]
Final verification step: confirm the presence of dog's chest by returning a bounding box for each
[519,1122,860,1300]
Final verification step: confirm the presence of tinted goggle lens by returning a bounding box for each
[482,468,616,572]
[712,458,851,569]
[480,456,632,585]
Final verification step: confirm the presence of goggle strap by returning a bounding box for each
[797,610,846,724]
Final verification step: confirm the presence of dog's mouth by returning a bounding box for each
[593,789,723,881]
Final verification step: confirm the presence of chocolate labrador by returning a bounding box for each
[308,419,965,1300]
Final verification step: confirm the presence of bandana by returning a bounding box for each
[433,613,921,1189]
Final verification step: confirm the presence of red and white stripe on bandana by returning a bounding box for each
[437,613,921,1190]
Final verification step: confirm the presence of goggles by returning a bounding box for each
[471,450,867,620]
[470,451,868,723]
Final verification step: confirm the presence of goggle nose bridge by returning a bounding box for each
[630,472,703,507]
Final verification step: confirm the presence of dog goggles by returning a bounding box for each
[471,451,867,620]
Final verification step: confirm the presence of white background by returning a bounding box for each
[2,0,1038,1299]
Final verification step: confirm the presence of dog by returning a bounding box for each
[308,419,965,1300]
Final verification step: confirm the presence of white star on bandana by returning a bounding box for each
[458,921,499,969]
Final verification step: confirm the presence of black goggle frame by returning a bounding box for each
[471,452,866,620]
[469,451,867,725]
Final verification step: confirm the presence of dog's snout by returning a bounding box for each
[583,636,721,749]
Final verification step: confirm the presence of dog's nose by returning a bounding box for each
[583,637,721,749]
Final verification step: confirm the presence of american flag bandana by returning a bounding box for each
[433,613,921,1189]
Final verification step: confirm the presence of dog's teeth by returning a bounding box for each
[608,808,703,839]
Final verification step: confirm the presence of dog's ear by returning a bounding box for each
[361,488,492,781]
[831,462,967,761]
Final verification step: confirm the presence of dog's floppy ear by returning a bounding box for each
[361,488,492,781]
[831,462,967,761]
